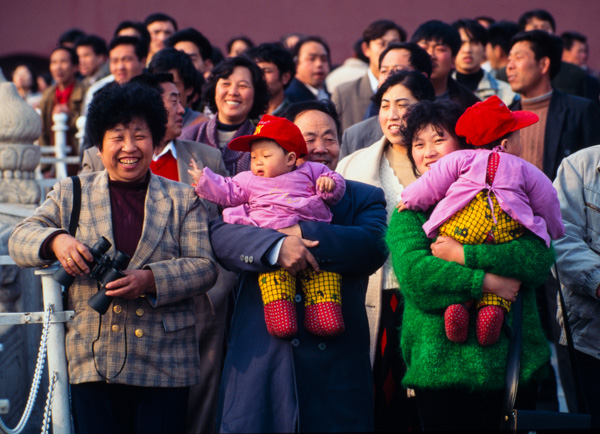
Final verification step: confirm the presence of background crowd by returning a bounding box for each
[5,6,600,433]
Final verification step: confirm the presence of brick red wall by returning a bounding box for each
[2,0,599,71]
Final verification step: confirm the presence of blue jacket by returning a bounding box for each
[210,180,387,433]
[553,145,600,359]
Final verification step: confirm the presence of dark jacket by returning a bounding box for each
[510,89,600,179]
[211,180,387,433]
[284,77,330,104]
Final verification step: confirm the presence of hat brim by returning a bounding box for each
[227,135,258,152]
[510,111,539,132]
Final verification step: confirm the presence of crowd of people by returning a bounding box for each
[6,7,600,433]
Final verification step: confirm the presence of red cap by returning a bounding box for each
[228,114,308,157]
[455,95,539,147]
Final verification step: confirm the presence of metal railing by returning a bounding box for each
[0,263,73,434]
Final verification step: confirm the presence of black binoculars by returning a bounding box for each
[53,237,130,315]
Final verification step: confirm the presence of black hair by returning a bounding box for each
[203,56,269,120]
[561,31,587,51]
[510,30,563,80]
[292,36,331,67]
[166,27,213,62]
[281,100,342,140]
[518,9,556,33]
[86,81,167,150]
[58,28,85,46]
[11,64,39,93]
[50,46,79,66]
[452,19,488,46]
[75,34,108,56]
[226,36,254,56]
[487,21,519,55]
[144,13,178,31]
[130,72,174,95]
[411,20,462,57]
[363,19,407,44]
[378,42,433,78]
[113,20,151,46]
[401,100,468,175]
[109,36,149,61]
[353,38,369,63]
[373,70,435,108]
[148,47,197,91]
[246,42,296,88]
[210,45,225,68]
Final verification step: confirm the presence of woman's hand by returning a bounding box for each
[188,158,203,186]
[396,200,407,212]
[431,236,465,265]
[483,273,521,302]
[105,269,156,298]
[50,233,93,276]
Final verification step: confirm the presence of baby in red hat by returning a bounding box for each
[398,95,565,346]
[189,114,346,338]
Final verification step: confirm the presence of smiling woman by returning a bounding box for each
[180,56,270,175]
[335,70,435,431]
[9,80,217,433]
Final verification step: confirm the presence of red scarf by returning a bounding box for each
[55,82,75,105]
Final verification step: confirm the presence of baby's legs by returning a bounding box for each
[258,269,297,338]
[476,294,511,346]
[299,270,344,336]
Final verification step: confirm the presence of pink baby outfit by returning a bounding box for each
[195,161,346,229]
[401,148,565,247]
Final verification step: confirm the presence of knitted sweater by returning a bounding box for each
[386,210,553,391]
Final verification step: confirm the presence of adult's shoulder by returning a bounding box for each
[559,144,600,170]
[176,138,220,157]
[343,180,385,204]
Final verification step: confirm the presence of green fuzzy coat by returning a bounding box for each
[386,210,554,392]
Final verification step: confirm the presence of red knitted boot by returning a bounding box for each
[476,305,505,346]
[444,303,470,343]
[305,302,345,336]
[264,300,298,338]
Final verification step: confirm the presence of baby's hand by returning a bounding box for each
[187,158,203,185]
[396,200,407,212]
[431,236,465,265]
[316,176,335,192]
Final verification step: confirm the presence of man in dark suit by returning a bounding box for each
[211,100,387,433]
[507,30,600,179]
[332,20,404,132]
[284,36,331,103]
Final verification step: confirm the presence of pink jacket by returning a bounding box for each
[401,149,565,247]
[195,161,346,229]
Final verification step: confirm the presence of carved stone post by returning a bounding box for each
[0,82,42,205]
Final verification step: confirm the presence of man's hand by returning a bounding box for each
[50,233,93,275]
[431,236,465,265]
[316,176,335,192]
[482,273,521,302]
[105,269,156,298]
[278,236,320,276]
[188,158,204,186]
[277,224,302,237]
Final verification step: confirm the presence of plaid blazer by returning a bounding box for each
[9,171,217,387]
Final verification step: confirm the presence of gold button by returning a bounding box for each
[111,325,120,333]
[113,305,122,314]
[135,329,144,338]
[136,309,144,317]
